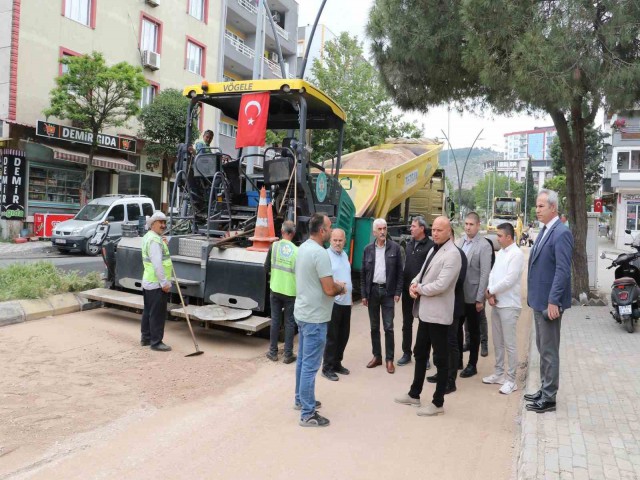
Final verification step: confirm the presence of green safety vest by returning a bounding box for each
[270,239,297,297]
[142,231,172,284]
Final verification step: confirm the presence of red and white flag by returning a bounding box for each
[235,92,270,148]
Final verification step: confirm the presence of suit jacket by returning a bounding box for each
[454,246,467,319]
[527,218,574,311]
[412,239,462,325]
[361,239,404,299]
[457,234,492,304]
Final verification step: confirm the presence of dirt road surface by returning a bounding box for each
[1,297,531,479]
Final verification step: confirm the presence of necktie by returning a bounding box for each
[533,226,547,255]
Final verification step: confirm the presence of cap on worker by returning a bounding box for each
[146,211,167,229]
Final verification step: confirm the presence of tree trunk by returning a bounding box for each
[549,108,590,299]
[81,136,98,205]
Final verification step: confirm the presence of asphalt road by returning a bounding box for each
[0,253,105,276]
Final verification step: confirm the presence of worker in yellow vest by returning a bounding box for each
[266,220,298,364]
[141,211,173,352]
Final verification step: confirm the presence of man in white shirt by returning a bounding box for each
[483,222,524,395]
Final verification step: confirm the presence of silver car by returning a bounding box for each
[51,195,155,255]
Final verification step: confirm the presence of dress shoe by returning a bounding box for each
[140,339,150,346]
[445,382,457,394]
[426,359,431,370]
[459,365,477,378]
[151,342,172,352]
[386,360,395,374]
[397,353,412,366]
[366,356,382,368]
[524,390,543,402]
[322,370,339,381]
[525,399,556,413]
[334,365,350,375]
[462,343,470,352]
[266,352,278,362]
[282,354,296,364]
[426,374,438,384]
[481,344,489,357]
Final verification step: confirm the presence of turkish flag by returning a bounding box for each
[594,198,603,213]
[235,92,270,148]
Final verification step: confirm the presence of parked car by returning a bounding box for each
[51,195,155,255]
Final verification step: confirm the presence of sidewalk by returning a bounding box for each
[517,306,640,479]
[0,239,56,258]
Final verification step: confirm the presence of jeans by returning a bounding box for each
[401,288,415,356]
[409,321,449,407]
[368,286,395,361]
[462,303,481,367]
[141,288,168,347]
[269,293,296,357]
[323,304,351,372]
[295,320,328,420]
[492,307,520,382]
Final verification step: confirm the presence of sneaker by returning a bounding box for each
[397,353,412,366]
[482,373,505,385]
[334,365,350,375]
[294,400,322,411]
[417,404,444,416]
[266,352,278,362]
[499,381,518,395]
[322,370,339,381]
[394,393,421,406]
[150,342,171,352]
[299,411,330,427]
[282,354,296,364]
[426,359,431,370]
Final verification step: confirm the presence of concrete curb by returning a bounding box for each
[0,293,96,327]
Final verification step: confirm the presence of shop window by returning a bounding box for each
[118,172,139,196]
[627,203,640,231]
[127,203,142,222]
[140,14,162,54]
[107,204,125,222]
[186,38,206,76]
[63,0,95,28]
[140,175,162,208]
[29,165,82,205]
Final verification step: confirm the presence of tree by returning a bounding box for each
[524,157,537,225]
[459,188,476,214]
[473,175,525,218]
[138,88,199,206]
[309,32,422,162]
[550,124,608,196]
[44,52,148,203]
[368,0,640,297]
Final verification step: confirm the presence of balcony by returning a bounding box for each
[224,32,283,79]
[233,0,289,41]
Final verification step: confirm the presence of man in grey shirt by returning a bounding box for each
[294,213,346,427]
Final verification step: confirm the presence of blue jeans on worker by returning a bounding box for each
[294,319,328,420]
[269,293,296,357]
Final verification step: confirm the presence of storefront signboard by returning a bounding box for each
[0,149,27,219]
[36,120,137,154]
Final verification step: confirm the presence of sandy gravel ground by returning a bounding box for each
[1,290,531,480]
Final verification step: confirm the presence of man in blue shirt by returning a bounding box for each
[322,228,353,381]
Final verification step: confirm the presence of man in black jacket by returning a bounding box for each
[398,216,434,367]
[361,218,404,374]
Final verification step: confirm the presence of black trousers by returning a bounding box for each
[141,288,168,346]
[433,316,461,383]
[461,303,481,367]
[401,288,415,356]
[368,286,395,361]
[323,304,352,372]
[409,321,449,408]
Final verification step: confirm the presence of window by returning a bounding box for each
[59,47,81,76]
[189,0,208,22]
[140,15,162,53]
[220,122,237,138]
[64,0,94,27]
[126,203,142,222]
[617,151,640,171]
[140,83,158,108]
[627,203,640,231]
[142,203,154,217]
[297,40,305,57]
[186,38,206,76]
[107,204,125,222]
[223,75,235,83]
[29,165,82,205]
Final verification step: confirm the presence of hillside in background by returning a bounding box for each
[438,148,502,189]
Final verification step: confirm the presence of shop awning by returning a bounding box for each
[51,146,136,172]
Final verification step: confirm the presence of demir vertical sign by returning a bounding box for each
[0,149,27,219]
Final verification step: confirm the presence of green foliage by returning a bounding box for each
[524,157,537,223]
[310,32,422,161]
[138,88,199,170]
[550,125,608,196]
[473,174,525,217]
[459,188,476,212]
[0,262,102,301]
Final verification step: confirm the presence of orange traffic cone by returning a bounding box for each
[248,187,278,252]
[267,201,276,239]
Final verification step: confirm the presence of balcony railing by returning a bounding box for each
[265,57,282,78]
[226,32,255,59]
[235,0,289,40]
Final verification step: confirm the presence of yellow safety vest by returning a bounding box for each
[270,239,297,297]
[142,231,172,284]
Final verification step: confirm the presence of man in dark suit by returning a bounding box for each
[525,189,573,413]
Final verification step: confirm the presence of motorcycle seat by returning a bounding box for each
[613,277,637,286]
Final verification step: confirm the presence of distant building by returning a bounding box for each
[296,24,337,80]
[483,126,557,192]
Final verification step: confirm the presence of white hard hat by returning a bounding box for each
[146,211,167,229]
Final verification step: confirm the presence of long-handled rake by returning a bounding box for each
[171,265,204,357]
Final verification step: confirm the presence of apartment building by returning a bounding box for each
[219,0,298,154]
[296,23,337,80]
[0,0,223,235]
[483,126,556,192]
[601,110,640,249]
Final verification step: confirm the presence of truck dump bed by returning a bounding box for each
[337,139,443,218]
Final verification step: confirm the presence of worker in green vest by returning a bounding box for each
[141,211,173,352]
[266,220,298,364]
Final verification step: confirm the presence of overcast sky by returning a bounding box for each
[297,0,559,150]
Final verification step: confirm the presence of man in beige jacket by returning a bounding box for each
[394,216,462,416]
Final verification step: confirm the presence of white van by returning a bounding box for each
[51,195,155,255]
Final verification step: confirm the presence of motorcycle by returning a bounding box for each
[519,231,533,247]
[601,229,640,333]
